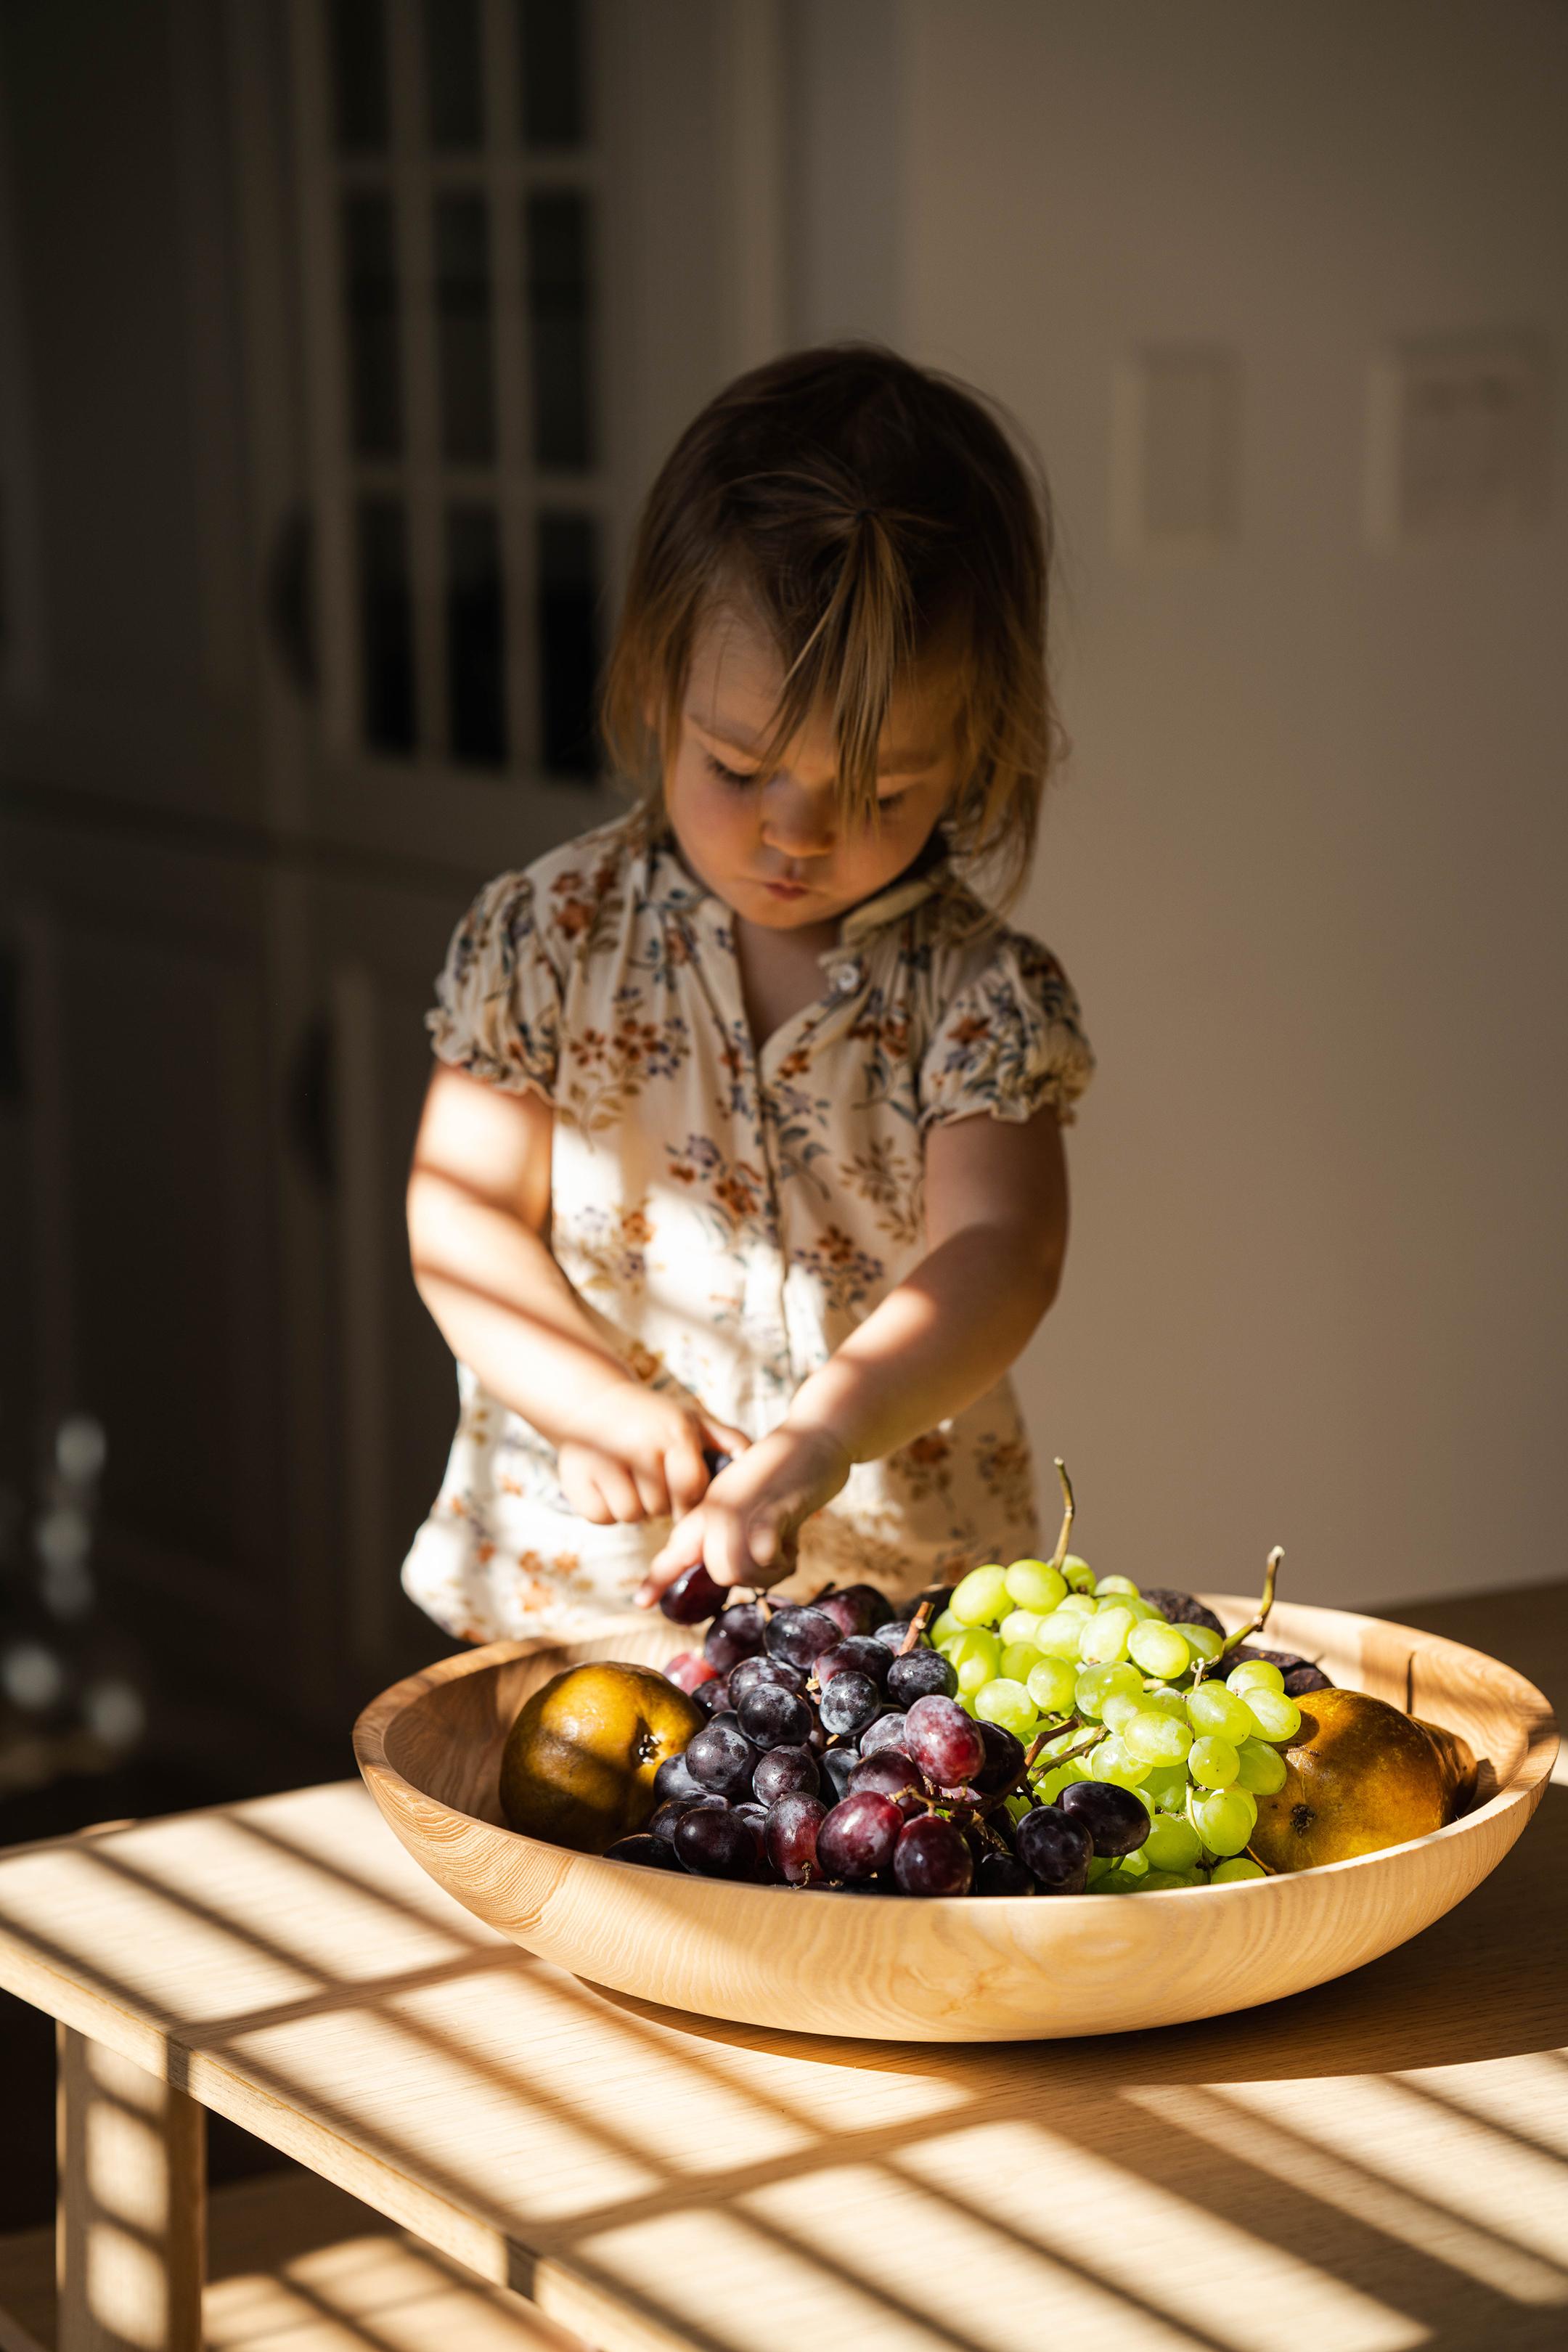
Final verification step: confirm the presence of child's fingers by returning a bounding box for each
[665,1432,709,1516]
[700,1414,751,1461]
[632,1462,671,1521]
[594,1461,643,1523]
[636,1510,706,1605]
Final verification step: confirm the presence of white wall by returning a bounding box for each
[878,2,1568,1608]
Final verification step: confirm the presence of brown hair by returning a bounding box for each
[600,343,1065,911]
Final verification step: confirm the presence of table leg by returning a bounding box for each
[56,2026,205,2352]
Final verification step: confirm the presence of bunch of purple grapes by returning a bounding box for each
[603,1562,1151,1896]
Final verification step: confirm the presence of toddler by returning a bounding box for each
[403,344,1093,1643]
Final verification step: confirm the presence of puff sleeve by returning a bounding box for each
[918,933,1094,1129]
[426,870,562,1101]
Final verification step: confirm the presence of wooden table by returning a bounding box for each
[0,1587,1564,2352]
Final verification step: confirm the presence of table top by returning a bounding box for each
[0,1586,1564,2352]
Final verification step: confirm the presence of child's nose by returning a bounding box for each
[761,777,836,856]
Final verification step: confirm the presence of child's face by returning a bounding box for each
[663,608,962,931]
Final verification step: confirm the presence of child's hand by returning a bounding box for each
[557,1387,748,1527]
[636,1421,852,1603]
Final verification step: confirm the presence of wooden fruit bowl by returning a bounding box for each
[354,1598,1557,2043]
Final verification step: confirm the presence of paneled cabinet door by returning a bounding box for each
[0,820,291,1698]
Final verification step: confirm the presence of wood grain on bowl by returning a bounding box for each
[354,1599,1558,2043]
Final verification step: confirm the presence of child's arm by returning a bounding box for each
[409,1066,745,1524]
[638,1106,1067,1595]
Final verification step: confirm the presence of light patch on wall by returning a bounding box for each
[1110,343,1242,563]
[1365,332,1551,547]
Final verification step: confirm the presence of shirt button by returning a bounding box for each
[830,961,862,995]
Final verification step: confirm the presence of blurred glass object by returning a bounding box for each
[343,194,404,460]
[83,1679,147,1754]
[436,195,497,465]
[526,191,593,470]
[446,506,507,765]
[328,0,391,155]
[519,0,588,149]
[424,0,485,150]
[2,1641,64,1715]
[356,498,417,753]
[55,1415,107,1487]
[34,1504,90,1573]
[536,510,597,775]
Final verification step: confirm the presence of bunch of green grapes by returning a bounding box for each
[931,1559,1300,1892]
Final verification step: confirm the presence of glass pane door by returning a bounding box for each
[292,0,605,793]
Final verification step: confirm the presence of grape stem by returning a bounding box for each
[1192,1545,1283,1685]
[1245,1844,1274,1874]
[978,1715,1083,1816]
[1048,1458,1076,1575]
[897,1601,933,1657]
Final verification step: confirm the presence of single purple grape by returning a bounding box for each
[764,1605,842,1670]
[886,1646,957,1708]
[674,1806,761,1879]
[685,1715,760,1800]
[736,1681,814,1751]
[873,1617,915,1652]
[859,1710,911,1759]
[820,1670,881,1739]
[1058,1780,1151,1858]
[652,1752,703,1807]
[704,1604,768,1673]
[691,1677,732,1720]
[817,1636,891,1689]
[604,1833,686,1871]
[659,1561,727,1625]
[905,1694,986,1788]
[814,1583,895,1638]
[820,1747,859,1803]
[849,1749,931,1819]
[648,1793,724,1842]
[728,1655,807,1702]
[816,1791,903,1880]
[892,1815,974,1897]
[1016,1804,1095,1887]
[973,1719,1026,1794]
[752,1744,820,1805]
[765,1793,827,1885]
[976,1850,1037,1897]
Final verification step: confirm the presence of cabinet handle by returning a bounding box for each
[285,1013,335,1191]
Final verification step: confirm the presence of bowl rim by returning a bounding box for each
[354,1594,1560,1905]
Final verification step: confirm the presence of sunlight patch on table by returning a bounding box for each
[897,2120,1424,2352]
[751,2159,1202,2351]
[1222,2078,1568,2267]
[1399,2054,1568,2163]
[235,2003,659,2224]
[581,2200,953,2352]
[1132,2083,1567,2306]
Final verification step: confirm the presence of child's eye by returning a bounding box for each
[877,789,910,814]
[704,753,759,788]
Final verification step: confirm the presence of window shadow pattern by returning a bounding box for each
[0,1780,1563,2352]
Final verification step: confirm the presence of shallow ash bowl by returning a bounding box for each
[354,1598,1556,2043]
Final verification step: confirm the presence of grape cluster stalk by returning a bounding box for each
[610,1466,1331,1896]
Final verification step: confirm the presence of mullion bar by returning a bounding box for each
[385,0,444,761]
[290,0,360,756]
[484,0,536,767]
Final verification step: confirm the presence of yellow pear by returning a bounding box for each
[1251,1686,1476,1872]
[499,1662,703,1855]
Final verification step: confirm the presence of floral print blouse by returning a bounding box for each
[401,813,1093,1644]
